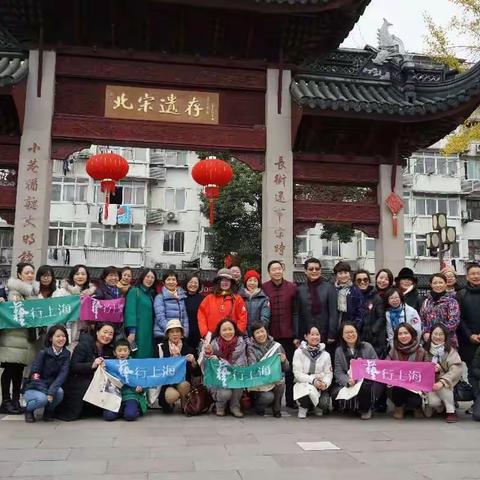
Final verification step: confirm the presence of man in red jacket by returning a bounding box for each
[262,260,298,408]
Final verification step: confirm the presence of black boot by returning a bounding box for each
[24,411,35,423]
[12,395,24,414]
[43,410,54,422]
[0,400,21,415]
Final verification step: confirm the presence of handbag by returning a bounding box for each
[183,383,212,416]
[454,380,474,402]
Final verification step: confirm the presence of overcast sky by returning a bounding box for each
[342,0,460,55]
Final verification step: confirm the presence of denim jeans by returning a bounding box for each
[103,399,140,422]
[24,388,64,413]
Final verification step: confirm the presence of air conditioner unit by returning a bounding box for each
[166,211,178,223]
[475,144,480,154]
[154,262,166,269]
[146,209,164,224]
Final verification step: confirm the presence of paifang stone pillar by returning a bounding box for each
[262,69,294,281]
[12,51,55,272]
[375,164,405,277]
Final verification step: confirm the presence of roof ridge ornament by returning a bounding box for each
[373,18,406,65]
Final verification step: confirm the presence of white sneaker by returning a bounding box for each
[313,407,324,417]
[298,406,308,419]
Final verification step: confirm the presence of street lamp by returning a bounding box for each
[426,213,457,270]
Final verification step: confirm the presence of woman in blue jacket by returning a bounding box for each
[23,325,71,422]
[239,270,271,334]
[154,270,189,340]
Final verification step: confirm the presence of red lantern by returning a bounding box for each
[192,157,233,225]
[86,153,129,219]
[385,191,404,237]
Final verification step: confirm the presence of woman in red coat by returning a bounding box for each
[197,269,247,338]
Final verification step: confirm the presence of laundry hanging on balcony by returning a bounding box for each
[117,205,133,225]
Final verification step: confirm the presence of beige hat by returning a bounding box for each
[165,319,184,334]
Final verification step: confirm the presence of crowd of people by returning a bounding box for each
[0,258,479,424]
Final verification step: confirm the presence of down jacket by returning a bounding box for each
[0,278,39,365]
[239,287,271,334]
[292,343,333,388]
[26,346,71,396]
[386,304,422,347]
[153,287,189,338]
[420,293,460,346]
[197,293,247,338]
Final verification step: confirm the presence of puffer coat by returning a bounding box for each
[0,278,39,365]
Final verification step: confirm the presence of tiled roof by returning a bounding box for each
[0,55,28,87]
[292,48,480,118]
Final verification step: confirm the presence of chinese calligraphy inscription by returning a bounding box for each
[105,86,219,125]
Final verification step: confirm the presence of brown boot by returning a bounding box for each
[393,406,404,419]
[413,408,424,419]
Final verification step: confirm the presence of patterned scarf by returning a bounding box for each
[217,336,238,364]
[396,337,420,356]
[388,305,404,331]
[336,281,352,313]
[429,343,446,364]
[168,340,183,357]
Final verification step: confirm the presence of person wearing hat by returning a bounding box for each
[395,267,423,313]
[197,268,247,338]
[239,270,271,335]
[158,319,200,412]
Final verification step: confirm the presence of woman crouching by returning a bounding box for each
[204,319,255,418]
[293,326,332,419]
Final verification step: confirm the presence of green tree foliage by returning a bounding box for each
[424,0,480,154]
[198,156,262,271]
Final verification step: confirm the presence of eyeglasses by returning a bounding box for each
[356,278,369,284]
[307,267,320,272]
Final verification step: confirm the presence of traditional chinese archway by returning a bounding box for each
[1,0,480,278]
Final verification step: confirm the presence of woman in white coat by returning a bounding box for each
[293,325,332,419]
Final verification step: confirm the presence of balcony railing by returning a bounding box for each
[48,247,144,268]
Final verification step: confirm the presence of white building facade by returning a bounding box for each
[45,147,212,272]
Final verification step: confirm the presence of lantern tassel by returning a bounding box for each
[209,199,214,225]
[392,214,398,237]
[104,191,110,220]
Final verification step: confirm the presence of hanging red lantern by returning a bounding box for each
[192,157,233,225]
[86,153,129,219]
[385,191,404,237]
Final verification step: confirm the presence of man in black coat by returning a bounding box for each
[458,263,480,396]
[295,258,338,343]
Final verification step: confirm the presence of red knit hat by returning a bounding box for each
[243,270,261,283]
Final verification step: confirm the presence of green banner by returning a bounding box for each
[204,355,282,389]
[0,296,80,329]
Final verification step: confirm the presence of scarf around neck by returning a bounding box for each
[430,291,446,302]
[305,342,325,360]
[429,343,446,364]
[336,281,352,313]
[169,339,183,357]
[307,278,323,316]
[218,336,238,363]
[396,337,420,356]
[388,305,404,330]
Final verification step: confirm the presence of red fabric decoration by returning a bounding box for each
[385,192,404,237]
[192,158,233,225]
[86,153,129,219]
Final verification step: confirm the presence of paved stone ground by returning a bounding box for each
[0,408,479,480]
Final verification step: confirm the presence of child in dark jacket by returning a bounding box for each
[24,325,71,423]
[103,339,147,421]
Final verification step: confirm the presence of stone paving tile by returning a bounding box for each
[194,455,280,471]
[413,462,480,480]
[0,439,41,449]
[0,449,70,462]
[238,466,427,480]
[12,460,107,476]
[148,472,241,480]
[224,442,303,455]
[185,433,258,446]
[271,452,362,469]
[112,435,186,448]
[0,463,20,477]
[37,435,115,448]
[107,459,194,474]
[67,447,151,460]
[150,445,227,458]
